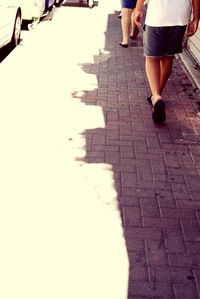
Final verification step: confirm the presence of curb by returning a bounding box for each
[178,48,200,91]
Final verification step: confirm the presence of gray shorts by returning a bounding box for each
[143,25,187,57]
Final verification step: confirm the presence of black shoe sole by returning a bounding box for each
[119,42,128,48]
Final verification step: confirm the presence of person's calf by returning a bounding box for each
[145,57,162,103]
[121,8,133,44]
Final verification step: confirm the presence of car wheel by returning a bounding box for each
[11,10,21,48]
[54,0,63,7]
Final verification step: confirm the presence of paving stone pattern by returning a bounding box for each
[1,1,200,298]
[75,5,200,299]
[44,1,200,297]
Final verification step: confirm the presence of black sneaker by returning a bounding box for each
[152,100,166,123]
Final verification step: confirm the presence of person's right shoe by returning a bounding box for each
[152,99,166,123]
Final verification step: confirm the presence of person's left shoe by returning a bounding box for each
[119,42,128,48]
[146,95,153,106]
[152,99,166,123]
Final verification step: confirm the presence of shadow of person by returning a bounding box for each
[66,7,200,298]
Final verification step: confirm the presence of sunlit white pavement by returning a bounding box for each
[0,2,129,299]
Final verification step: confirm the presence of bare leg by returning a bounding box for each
[159,55,174,93]
[146,55,174,101]
[121,8,132,44]
[145,56,162,104]
[145,56,167,123]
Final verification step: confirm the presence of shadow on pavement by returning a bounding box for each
[0,44,12,63]
[69,8,200,298]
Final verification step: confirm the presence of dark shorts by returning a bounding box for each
[121,0,137,9]
[143,25,187,57]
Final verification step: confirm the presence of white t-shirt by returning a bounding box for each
[145,0,192,26]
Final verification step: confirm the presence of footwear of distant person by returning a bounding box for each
[119,41,128,48]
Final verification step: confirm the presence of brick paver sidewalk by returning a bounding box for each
[79,4,200,299]
[1,2,200,298]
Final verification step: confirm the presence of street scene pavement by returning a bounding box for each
[0,1,200,298]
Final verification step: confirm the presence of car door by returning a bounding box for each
[19,0,45,21]
[0,0,12,47]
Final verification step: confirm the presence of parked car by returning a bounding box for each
[19,0,45,22]
[45,0,55,11]
[20,0,63,23]
[0,0,22,50]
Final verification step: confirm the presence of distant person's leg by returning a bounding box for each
[118,10,122,18]
[120,7,132,46]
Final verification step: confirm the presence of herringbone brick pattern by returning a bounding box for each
[4,1,199,298]
[78,5,200,299]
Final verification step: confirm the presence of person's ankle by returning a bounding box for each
[121,40,128,45]
[131,26,138,36]
[152,95,162,105]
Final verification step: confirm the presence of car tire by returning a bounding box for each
[10,10,21,48]
[54,0,63,7]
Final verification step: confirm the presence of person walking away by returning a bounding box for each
[135,0,200,123]
[119,0,139,47]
